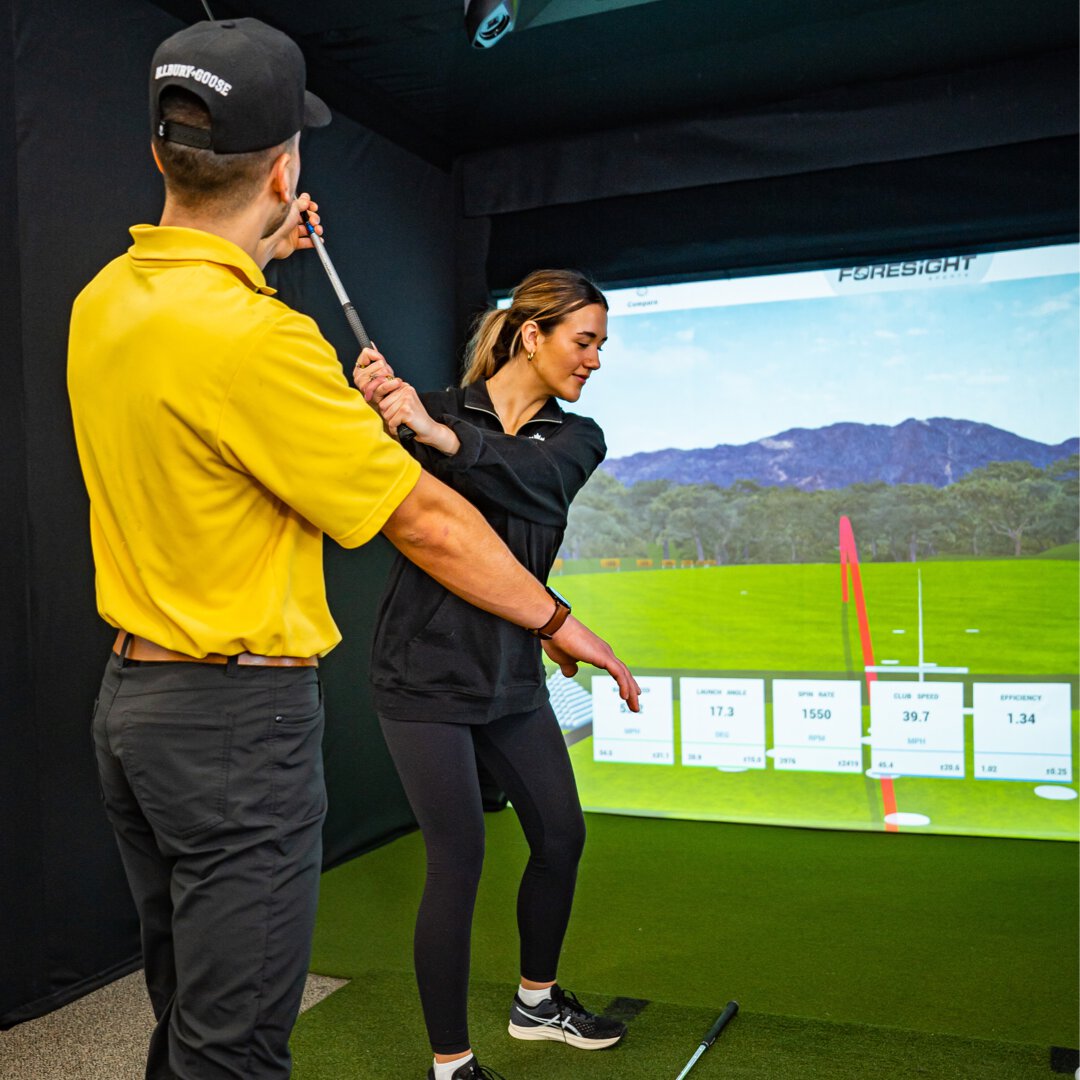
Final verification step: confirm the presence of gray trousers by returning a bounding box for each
[92,651,326,1079]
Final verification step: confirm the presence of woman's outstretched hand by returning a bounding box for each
[543,617,641,712]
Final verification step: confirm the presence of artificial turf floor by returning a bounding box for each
[295,811,1079,1079]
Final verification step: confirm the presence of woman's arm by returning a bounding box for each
[381,469,640,708]
[420,412,605,526]
[355,354,605,524]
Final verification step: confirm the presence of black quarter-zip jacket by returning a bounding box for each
[371,381,606,724]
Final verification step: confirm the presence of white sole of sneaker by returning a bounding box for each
[507,1021,623,1050]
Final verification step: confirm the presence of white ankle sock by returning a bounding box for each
[517,984,554,1007]
[433,1054,473,1080]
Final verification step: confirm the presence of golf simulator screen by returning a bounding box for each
[542,242,1079,840]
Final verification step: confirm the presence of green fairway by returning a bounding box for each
[558,559,1079,674]
[549,559,1079,839]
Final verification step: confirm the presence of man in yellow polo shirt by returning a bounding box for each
[68,18,638,1080]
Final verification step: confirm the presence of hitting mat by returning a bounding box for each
[300,810,1078,1078]
[290,970,1060,1080]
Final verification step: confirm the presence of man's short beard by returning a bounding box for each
[261,199,292,239]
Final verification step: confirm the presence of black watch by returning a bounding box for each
[529,586,571,640]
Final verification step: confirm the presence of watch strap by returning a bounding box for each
[529,587,571,639]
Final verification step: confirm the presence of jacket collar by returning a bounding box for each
[128,224,275,295]
[463,380,564,427]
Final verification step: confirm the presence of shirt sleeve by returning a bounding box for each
[216,309,420,548]
[413,409,606,527]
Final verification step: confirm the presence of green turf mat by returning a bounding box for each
[310,812,1079,1050]
[291,970,1058,1080]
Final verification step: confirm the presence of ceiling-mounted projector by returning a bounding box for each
[464,0,518,48]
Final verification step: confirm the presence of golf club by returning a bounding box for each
[674,1000,739,1080]
[300,212,415,443]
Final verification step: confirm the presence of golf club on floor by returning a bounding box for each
[674,1000,739,1080]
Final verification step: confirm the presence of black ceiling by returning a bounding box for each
[147,0,1078,168]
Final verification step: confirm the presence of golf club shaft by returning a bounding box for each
[301,212,414,442]
[674,1045,706,1080]
[674,1000,739,1080]
[302,216,371,349]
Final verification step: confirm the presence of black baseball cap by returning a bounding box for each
[151,18,331,154]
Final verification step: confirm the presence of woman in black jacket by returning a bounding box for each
[355,270,629,1080]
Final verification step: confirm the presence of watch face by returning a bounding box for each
[547,586,570,610]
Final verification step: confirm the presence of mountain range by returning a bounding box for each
[601,418,1078,490]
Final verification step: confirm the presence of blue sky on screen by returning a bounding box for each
[579,263,1079,460]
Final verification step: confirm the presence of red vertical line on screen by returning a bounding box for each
[839,516,898,832]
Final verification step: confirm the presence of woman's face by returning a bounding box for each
[529,303,608,403]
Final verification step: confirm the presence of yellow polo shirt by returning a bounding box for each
[68,225,420,657]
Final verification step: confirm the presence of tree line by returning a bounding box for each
[562,456,1079,564]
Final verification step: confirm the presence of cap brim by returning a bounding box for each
[304,90,331,129]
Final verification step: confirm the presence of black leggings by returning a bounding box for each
[379,703,586,1054]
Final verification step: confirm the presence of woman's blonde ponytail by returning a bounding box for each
[461,308,510,386]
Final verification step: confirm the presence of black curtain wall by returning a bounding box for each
[1,0,456,1027]
[463,50,1079,290]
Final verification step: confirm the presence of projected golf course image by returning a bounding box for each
[547,554,1079,839]
[542,244,1079,840]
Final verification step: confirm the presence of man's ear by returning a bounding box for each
[270,151,293,203]
[150,143,164,175]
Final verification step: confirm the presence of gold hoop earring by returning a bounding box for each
[527,351,535,362]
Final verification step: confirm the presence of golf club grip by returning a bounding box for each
[343,302,416,445]
[702,1000,739,1047]
[342,303,371,350]
[346,311,417,445]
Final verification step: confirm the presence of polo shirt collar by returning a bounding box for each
[463,380,564,425]
[128,224,276,295]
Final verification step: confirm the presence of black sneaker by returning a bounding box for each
[508,985,627,1050]
[427,1056,507,1080]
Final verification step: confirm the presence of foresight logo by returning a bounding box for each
[839,255,976,282]
[831,254,988,293]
